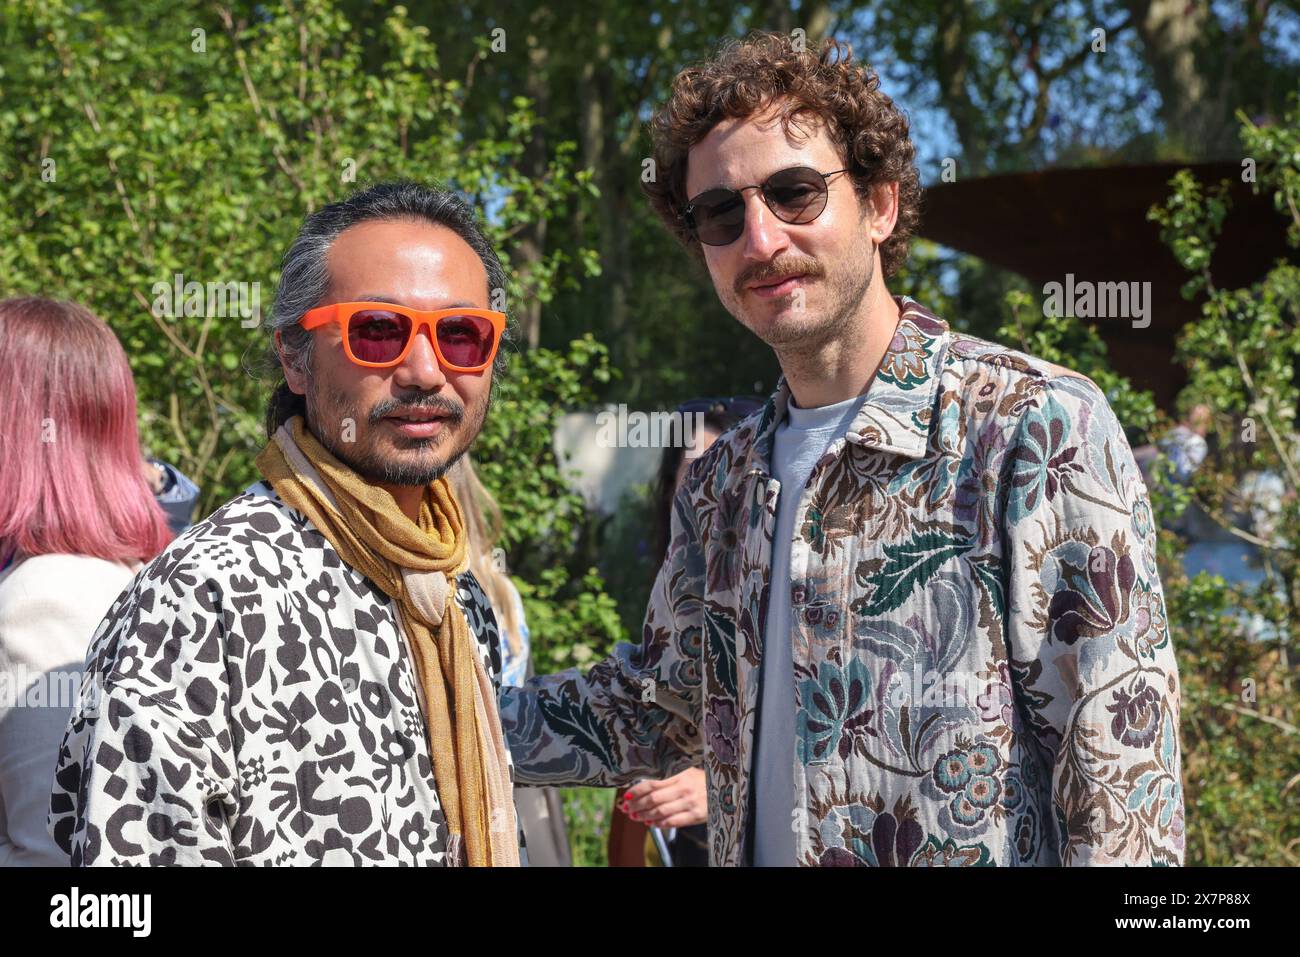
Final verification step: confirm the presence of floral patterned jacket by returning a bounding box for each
[501,297,1184,867]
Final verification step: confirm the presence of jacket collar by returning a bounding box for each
[748,296,949,474]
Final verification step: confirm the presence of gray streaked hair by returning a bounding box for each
[259,180,510,438]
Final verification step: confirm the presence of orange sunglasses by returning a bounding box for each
[300,301,505,372]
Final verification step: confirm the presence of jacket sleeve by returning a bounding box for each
[48,560,241,866]
[1003,373,1185,865]
[498,483,705,786]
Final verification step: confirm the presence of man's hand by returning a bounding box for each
[621,767,707,828]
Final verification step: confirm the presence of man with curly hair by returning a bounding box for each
[501,32,1184,867]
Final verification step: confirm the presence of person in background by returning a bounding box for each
[0,296,175,865]
[143,456,202,535]
[448,456,572,866]
[610,396,763,867]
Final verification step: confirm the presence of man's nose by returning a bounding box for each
[391,325,448,392]
[740,191,789,262]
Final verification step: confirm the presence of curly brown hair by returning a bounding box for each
[643,32,922,278]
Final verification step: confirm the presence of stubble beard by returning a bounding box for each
[729,239,876,370]
[306,384,488,488]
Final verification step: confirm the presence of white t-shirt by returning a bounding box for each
[751,390,869,866]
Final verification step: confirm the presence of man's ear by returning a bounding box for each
[865,181,900,245]
[276,329,309,396]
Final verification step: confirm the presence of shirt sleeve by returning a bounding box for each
[48,561,240,866]
[497,483,705,786]
[1003,373,1185,865]
[148,458,202,536]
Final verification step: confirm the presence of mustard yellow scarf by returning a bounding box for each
[256,416,518,866]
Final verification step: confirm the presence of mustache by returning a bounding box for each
[733,255,824,298]
[368,394,466,425]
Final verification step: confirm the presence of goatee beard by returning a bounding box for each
[305,390,483,488]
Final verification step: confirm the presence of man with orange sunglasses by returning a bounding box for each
[50,182,522,866]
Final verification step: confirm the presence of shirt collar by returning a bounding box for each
[748,296,949,473]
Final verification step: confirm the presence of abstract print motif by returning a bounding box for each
[48,483,511,866]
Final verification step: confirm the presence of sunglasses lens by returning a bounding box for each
[765,167,828,223]
[348,309,412,364]
[689,190,746,246]
[436,314,496,368]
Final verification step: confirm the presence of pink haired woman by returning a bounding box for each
[0,297,175,865]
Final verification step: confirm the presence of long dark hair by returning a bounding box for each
[651,397,764,568]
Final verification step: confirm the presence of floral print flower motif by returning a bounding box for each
[706,489,746,593]
[1107,678,1162,748]
[949,791,986,826]
[373,725,416,790]
[1047,540,1137,646]
[964,773,1002,809]
[932,741,1004,827]
[305,571,340,611]
[704,697,738,765]
[1001,771,1025,812]
[877,322,933,389]
[935,750,973,792]
[797,656,875,763]
[717,782,736,817]
[399,812,430,857]
[976,662,1015,726]
[803,602,841,640]
[1129,582,1169,659]
[1007,394,1085,519]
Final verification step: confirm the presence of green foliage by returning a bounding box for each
[1143,93,1300,866]
[474,335,628,669]
[998,289,1161,440]
[558,786,615,868]
[0,0,597,516]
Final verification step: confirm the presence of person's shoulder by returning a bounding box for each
[0,553,137,602]
[945,331,1102,392]
[942,330,1116,425]
[160,482,294,549]
[130,482,306,586]
[0,554,140,668]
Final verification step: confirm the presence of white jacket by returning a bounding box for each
[0,552,138,865]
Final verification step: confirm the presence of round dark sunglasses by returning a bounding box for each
[681,166,849,246]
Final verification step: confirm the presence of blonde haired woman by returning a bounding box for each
[448,457,571,865]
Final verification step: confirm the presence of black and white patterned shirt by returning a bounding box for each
[48,482,510,866]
